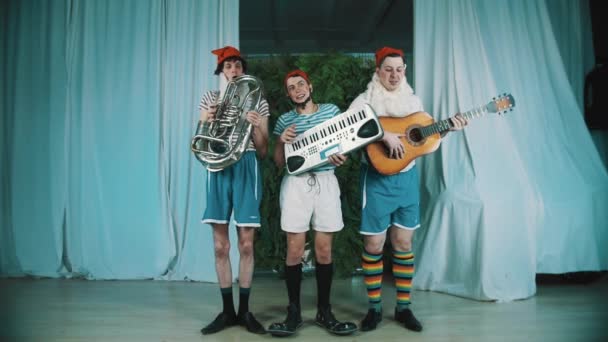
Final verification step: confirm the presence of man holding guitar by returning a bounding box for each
[349,46,467,332]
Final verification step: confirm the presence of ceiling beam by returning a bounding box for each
[271,0,288,47]
[361,0,396,44]
[317,0,337,48]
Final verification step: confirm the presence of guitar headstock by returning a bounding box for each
[486,93,515,115]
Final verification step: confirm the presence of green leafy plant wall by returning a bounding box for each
[248,53,375,277]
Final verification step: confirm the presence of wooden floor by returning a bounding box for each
[1,273,607,342]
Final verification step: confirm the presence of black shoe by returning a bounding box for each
[315,305,358,336]
[267,303,303,337]
[237,311,266,334]
[394,308,423,332]
[360,308,382,332]
[201,312,237,335]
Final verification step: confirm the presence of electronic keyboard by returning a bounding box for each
[284,103,383,175]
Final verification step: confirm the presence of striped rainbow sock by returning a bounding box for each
[393,250,414,311]
[362,250,383,312]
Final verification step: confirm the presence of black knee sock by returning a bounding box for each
[315,262,333,310]
[285,263,302,308]
[237,287,250,316]
[220,287,236,316]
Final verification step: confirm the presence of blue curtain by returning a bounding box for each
[0,0,240,282]
[2,0,606,299]
[412,0,608,301]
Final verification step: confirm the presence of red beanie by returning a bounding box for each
[375,46,405,67]
[211,46,241,65]
[284,69,310,88]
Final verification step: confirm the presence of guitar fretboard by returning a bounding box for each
[419,105,489,138]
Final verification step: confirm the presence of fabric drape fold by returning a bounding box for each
[1,0,239,282]
[413,0,607,301]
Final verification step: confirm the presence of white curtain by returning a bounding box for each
[412,0,608,301]
[545,0,596,110]
[0,0,240,282]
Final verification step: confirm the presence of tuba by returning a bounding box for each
[191,75,264,171]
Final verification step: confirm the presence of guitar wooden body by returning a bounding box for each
[365,94,515,175]
[365,112,442,175]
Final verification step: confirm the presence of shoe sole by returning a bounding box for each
[394,315,422,332]
[269,330,294,337]
[240,322,267,334]
[268,322,303,337]
[314,322,358,336]
[360,317,382,332]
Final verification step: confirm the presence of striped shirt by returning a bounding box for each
[274,103,341,172]
[198,90,270,151]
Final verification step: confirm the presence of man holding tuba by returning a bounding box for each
[197,46,269,335]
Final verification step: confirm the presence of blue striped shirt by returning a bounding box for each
[274,103,341,172]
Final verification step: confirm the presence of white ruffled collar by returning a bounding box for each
[362,73,423,117]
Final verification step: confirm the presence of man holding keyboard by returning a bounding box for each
[267,70,357,337]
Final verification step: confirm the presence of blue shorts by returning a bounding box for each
[202,151,262,227]
[359,164,420,235]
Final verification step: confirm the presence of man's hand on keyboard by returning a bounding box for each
[280,125,297,144]
[328,153,348,167]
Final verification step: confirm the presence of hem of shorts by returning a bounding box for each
[234,222,261,228]
[312,225,344,232]
[281,225,344,233]
[392,222,420,230]
[360,222,420,235]
[360,229,388,236]
[280,227,311,233]
[201,219,229,225]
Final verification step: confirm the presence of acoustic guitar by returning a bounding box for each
[365,94,515,175]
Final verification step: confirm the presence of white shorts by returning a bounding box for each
[279,171,344,233]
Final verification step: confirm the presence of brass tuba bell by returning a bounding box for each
[191,75,264,171]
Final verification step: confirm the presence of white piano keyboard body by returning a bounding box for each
[284,103,383,175]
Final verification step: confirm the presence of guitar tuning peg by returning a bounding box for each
[503,92,507,96]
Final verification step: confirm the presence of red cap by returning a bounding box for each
[284,69,310,88]
[211,46,241,65]
[375,46,404,67]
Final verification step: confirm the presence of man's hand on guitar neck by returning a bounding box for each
[440,113,468,138]
[448,113,468,131]
[382,132,405,159]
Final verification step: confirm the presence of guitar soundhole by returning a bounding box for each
[408,128,423,144]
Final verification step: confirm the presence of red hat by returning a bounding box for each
[211,46,241,65]
[284,69,310,88]
[375,46,404,67]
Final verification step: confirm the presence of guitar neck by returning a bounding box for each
[419,105,489,138]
